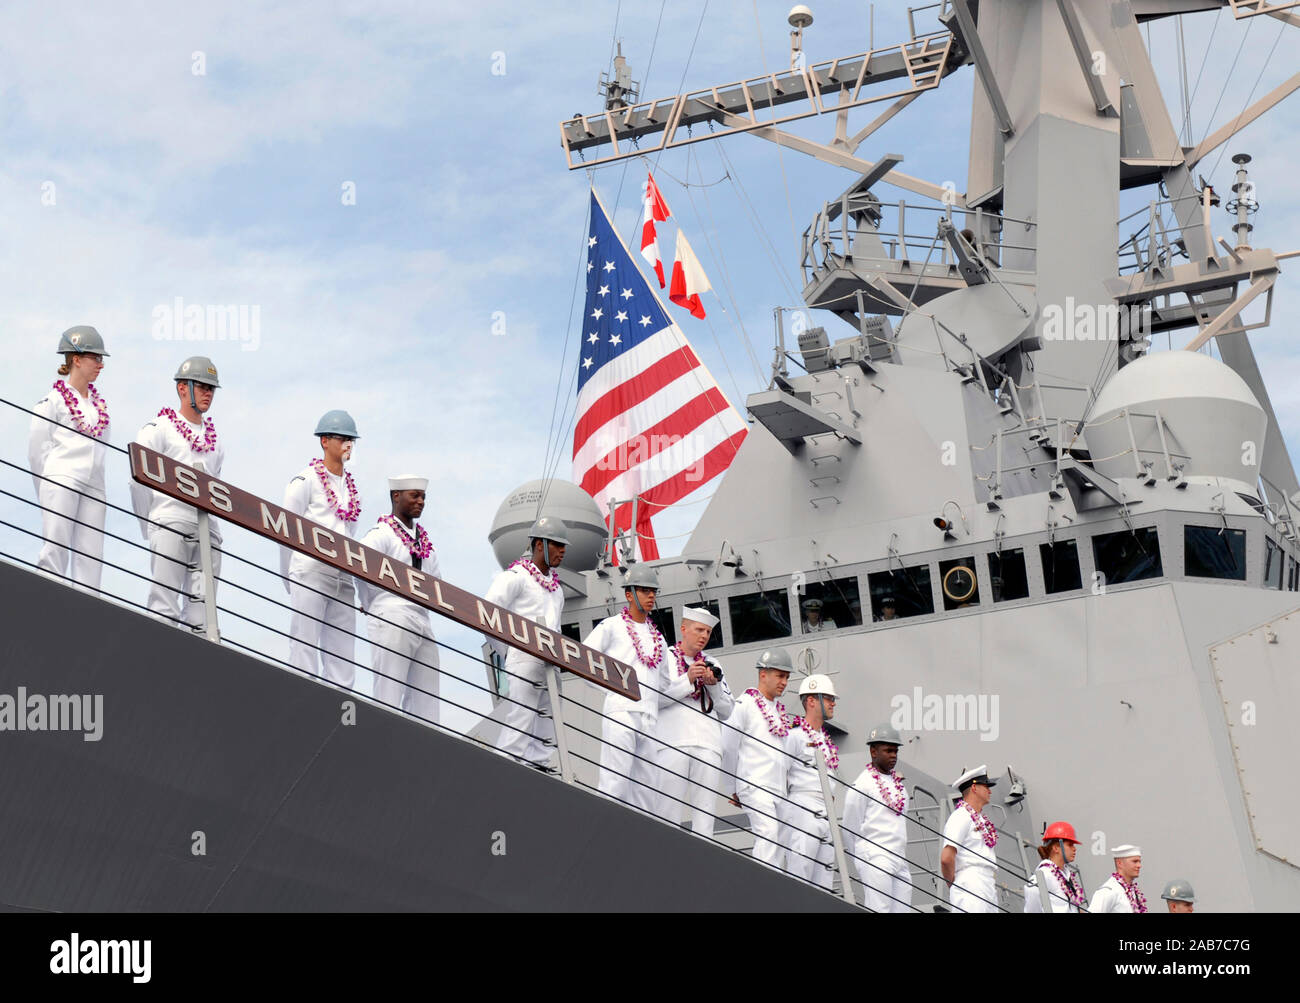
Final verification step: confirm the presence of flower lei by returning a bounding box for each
[743,688,790,737]
[958,798,998,849]
[671,643,708,703]
[867,764,906,815]
[1112,872,1148,914]
[309,457,361,522]
[793,716,839,770]
[1046,862,1087,909]
[158,408,217,453]
[509,557,560,593]
[53,381,109,438]
[380,514,432,560]
[620,606,665,668]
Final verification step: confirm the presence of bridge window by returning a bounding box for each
[1290,558,1299,592]
[648,607,677,644]
[939,558,979,610]
[868,565,934,621]
[697,599,726,650]
[1040,540,1082,594]
[799,576,863,632]
[988,549,1030,602]
[1184,526,1246,581]
[561,622,582,642]
[1264,538,1285,590]
[728,588,792,645]
[1093,527,1162,584]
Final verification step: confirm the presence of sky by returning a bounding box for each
[1,1,1297,731]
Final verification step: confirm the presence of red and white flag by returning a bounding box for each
[575,189,747,561]
[669,229,711,319]
[640,172,672,288]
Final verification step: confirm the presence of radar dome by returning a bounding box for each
[1085,351,1266,491]
[489,479,607,572]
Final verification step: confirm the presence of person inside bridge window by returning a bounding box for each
[801,598,837,633]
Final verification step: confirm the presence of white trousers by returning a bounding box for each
[368,607,440,725]
[857,854,914,913]
[598,709,660,812]
[148,523,221,631]
[783,790,835,889]
[949,870,998,913]
[656,745,724,839]
[494,656,556,767]
[738,785,785,870]
[289,568,356,688]
[37,476,106,590]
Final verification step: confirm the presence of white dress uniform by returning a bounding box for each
[130,412,226,630]
[483,559,566,767]
[28,384,110,589]
[357,509,440,725]
[1089,875,1141,914]
[782,719,838,889]
[722,690,794,870]
[282,464,361,687]
[802,618,838,633]
[1024,859,1084,913]
[655,643,735,839]
[942,801,1000,913]
[583,613,669,812]
[842,765,913,912]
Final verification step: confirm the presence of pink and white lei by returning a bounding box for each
[309,457,361,522]
[620,606,665,667]
[380,514,432,560]
[53,380,109,438]
[743,688,791,737]
[867,764,906,814]
[158,407,217,453]
[509,557,560,593]
[793,716,839,770]
[1111,872,1148,914]
[1047,862,1087,909]
[672,643,711,703]
[958,798,998,849]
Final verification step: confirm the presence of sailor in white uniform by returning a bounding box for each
[782,673,841,889]
[582,563,669,813]
[282,410,362,688]
[1089,845,1148,914]
[29,326,112,590]
[357,476,440,724]
[130,357,227,632]
[484,516,569,769]
[1160,878,1195,914]
[655,606,734,839]
[721,648,795,870]
[800,598,837,633]
[842,723,913,912]
[941,764,1001,913]
[1023,821,1086,913]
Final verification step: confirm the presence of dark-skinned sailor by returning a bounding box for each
[357,475,440,725]
[842,723,913,912]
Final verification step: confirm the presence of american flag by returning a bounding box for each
[573,190,748,561]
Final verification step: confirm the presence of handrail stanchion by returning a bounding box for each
[546,670,574,784]
[196,511,220,643]
[814,746,856,906]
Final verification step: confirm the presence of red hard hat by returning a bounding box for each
[1043,821,1080,844]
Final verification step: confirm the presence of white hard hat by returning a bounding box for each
[798,673,837,698]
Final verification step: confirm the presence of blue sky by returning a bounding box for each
[2,1,1297,728]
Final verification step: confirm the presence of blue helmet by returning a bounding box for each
[57,326,110,356]
[314,409,360,439]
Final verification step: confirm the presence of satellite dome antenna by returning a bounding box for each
[788,5,814,71]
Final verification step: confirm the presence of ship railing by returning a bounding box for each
[3,393,1036,912]
[906,1,955,42]
[1116,192,1216,277]
[800,198,1038,285]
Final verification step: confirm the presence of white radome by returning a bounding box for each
[488,479,607,572]
[1085,350,1267,492]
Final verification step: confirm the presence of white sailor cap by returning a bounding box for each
[681,606,719,629]
[388,475,428,493]
[802,598,823,610]
[951,764,998,791]
[1109,844,1142,858]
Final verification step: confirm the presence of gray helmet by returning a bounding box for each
[867,723,903,745]
[756,648,793,672]
[622,563,660,591]
[527,516,570,546]
[314,409,360,439]
[57,325,110,357]
[174,356,221,388]
[1161,879,1196,904]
